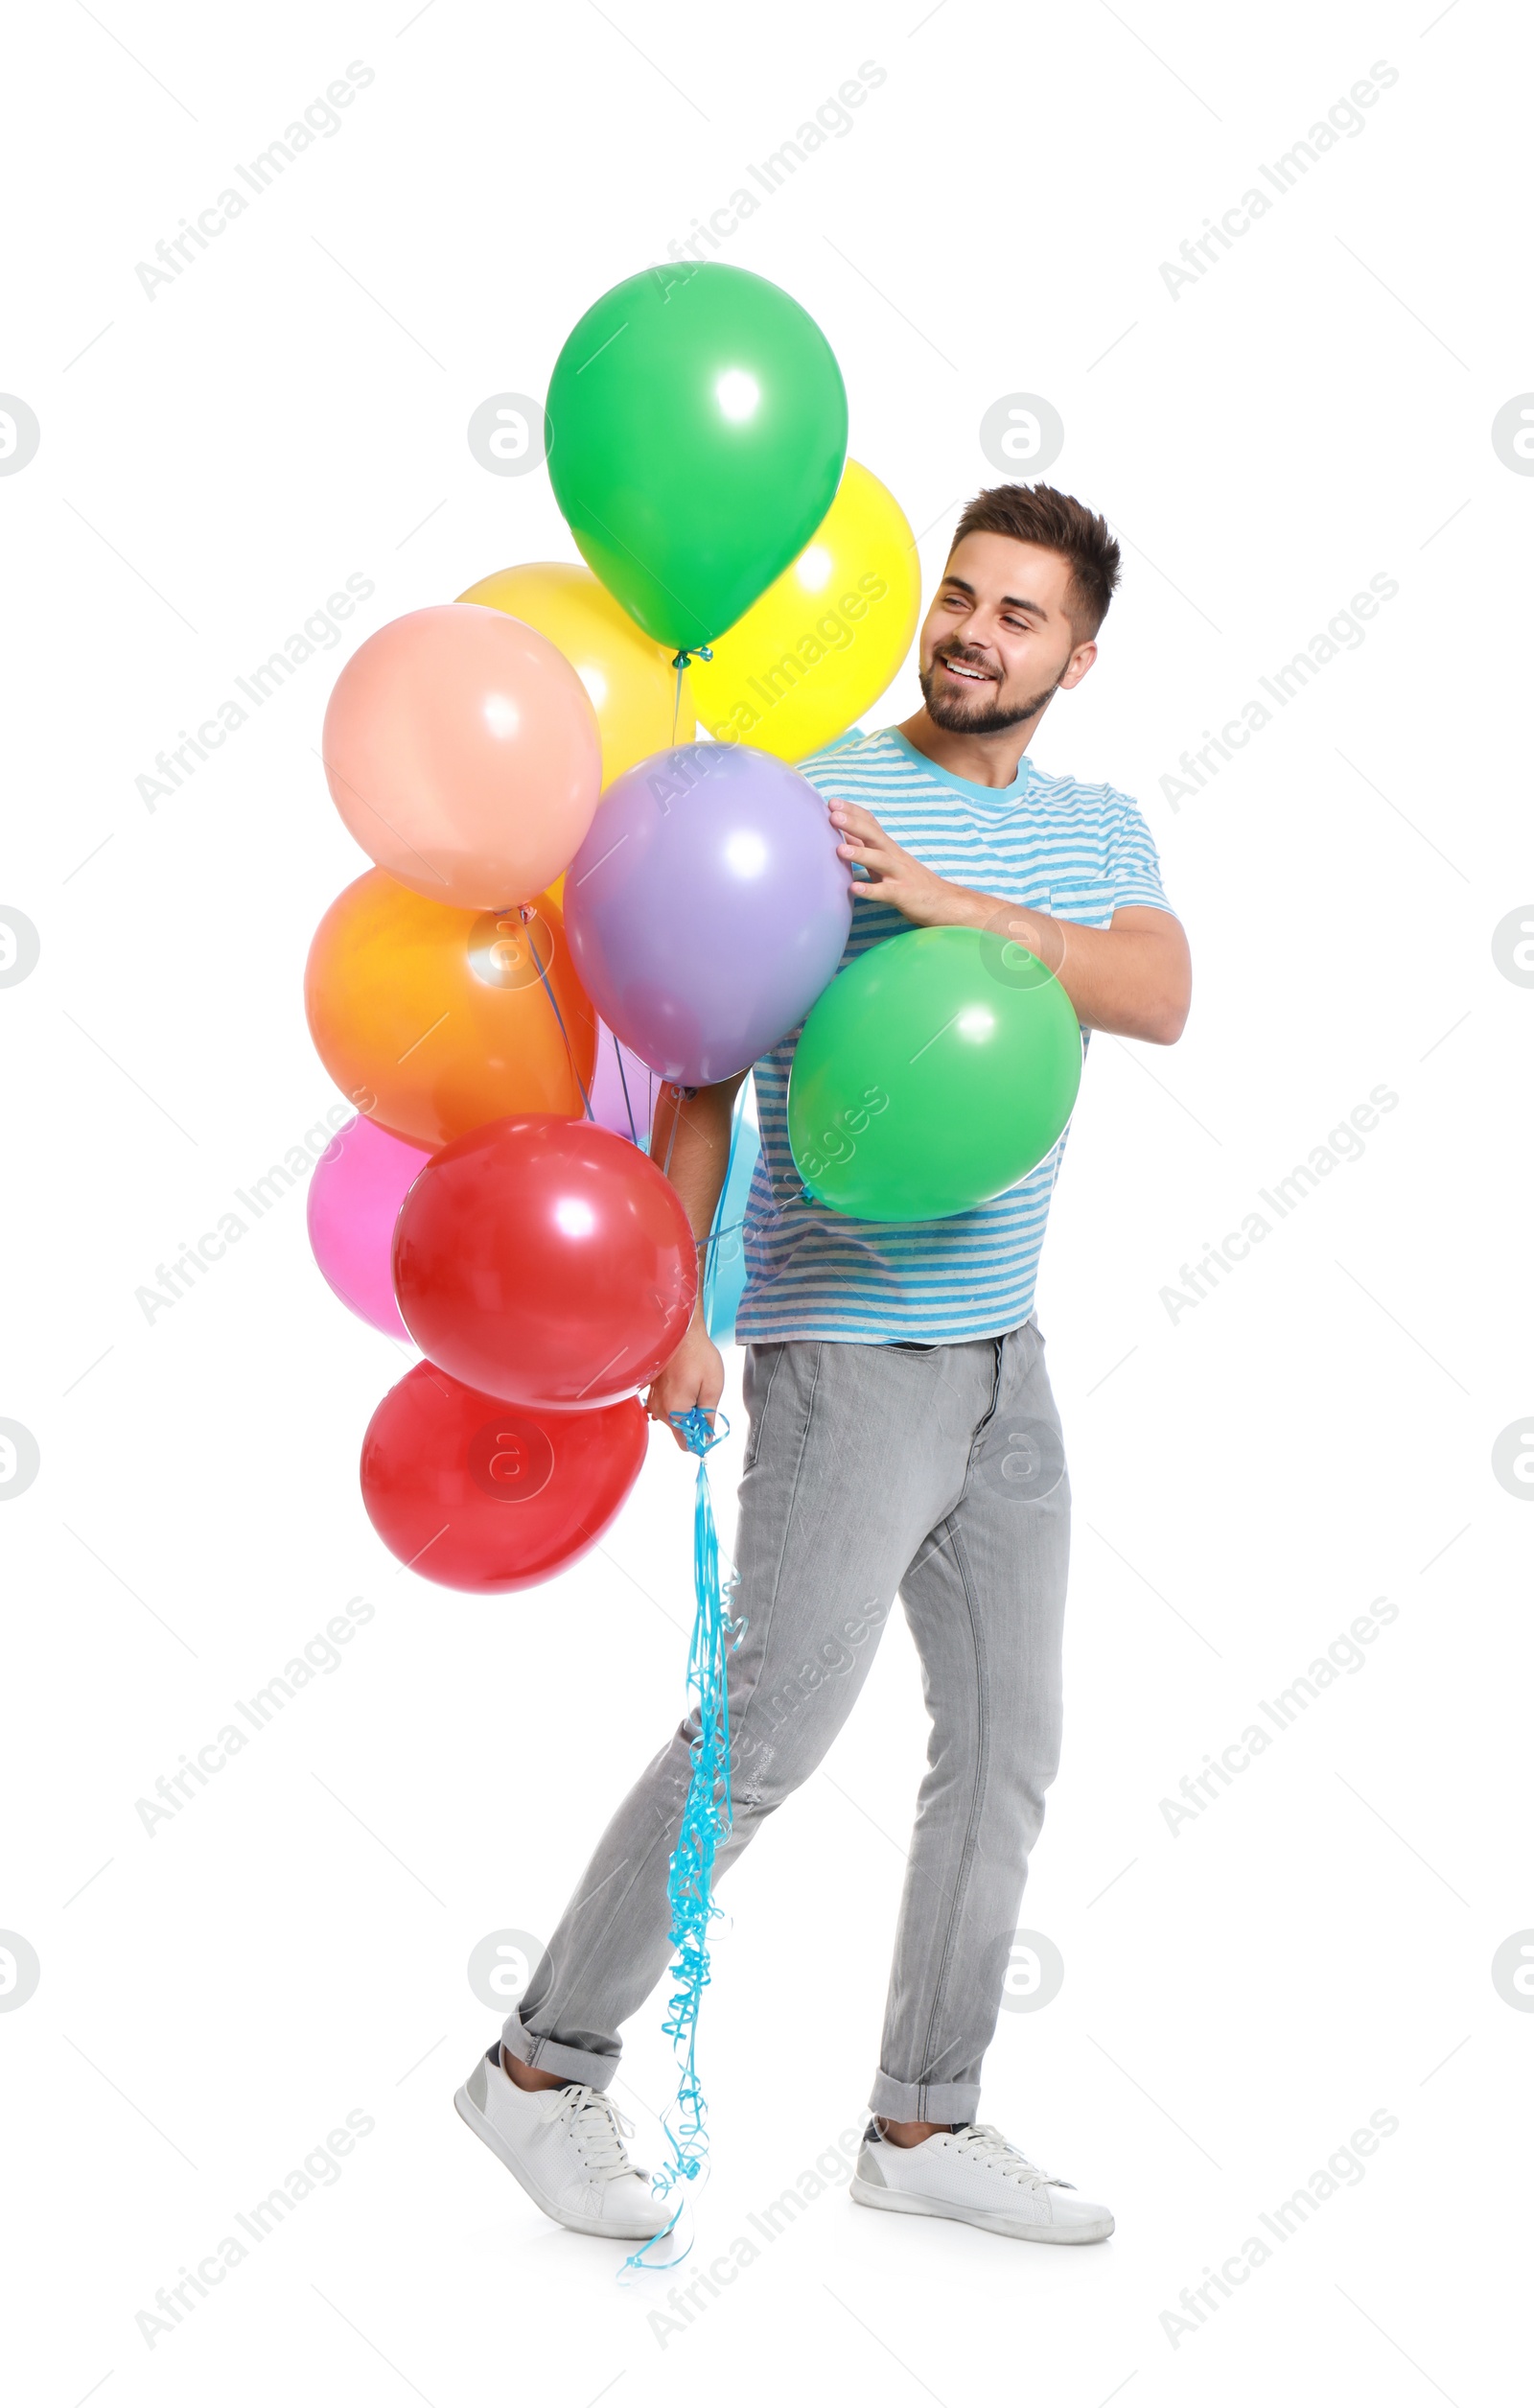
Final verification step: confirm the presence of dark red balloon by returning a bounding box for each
[392,1112,697,1409]
[360,1360,648,1593]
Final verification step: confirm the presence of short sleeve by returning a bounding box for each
[1105,795,1174,915]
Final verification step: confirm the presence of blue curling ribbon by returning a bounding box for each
[622,1403,744,2274]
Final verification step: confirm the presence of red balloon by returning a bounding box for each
[360,1361,648,1592]
[392,1113,697,1410]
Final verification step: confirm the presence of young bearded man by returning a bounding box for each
[456,482,1192,2246]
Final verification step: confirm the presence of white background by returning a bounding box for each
[2,3,1530,2402]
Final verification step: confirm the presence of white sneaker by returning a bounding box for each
[850,2119,1114,2243]
[454,2046,671,2240]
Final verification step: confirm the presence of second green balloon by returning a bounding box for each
[787,926,1084,1222]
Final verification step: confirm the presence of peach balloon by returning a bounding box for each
[321,604,602,911]
[304,870,596,1153]
[455,562,693,788]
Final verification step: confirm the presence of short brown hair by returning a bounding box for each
[949,482,1121,640]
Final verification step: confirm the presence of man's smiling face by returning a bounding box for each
[918,531,1098,737]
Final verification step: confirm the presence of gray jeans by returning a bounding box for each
[504,1320,1071,2122]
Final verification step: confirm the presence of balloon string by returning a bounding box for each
[611,1027,639,1146]
[620,1404,743,2279]
[525,908,594,1122]
[699,1212,747,1263]
[669,646,711,742]
[661,1084,694,1181]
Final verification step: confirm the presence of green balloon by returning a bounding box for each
[788,926,1083,1221]
[546,263,848,653]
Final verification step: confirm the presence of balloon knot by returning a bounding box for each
[667,1407,729,1458]
[671,646,713,669]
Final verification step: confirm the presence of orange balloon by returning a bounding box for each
[304,871,596,1153]
[322,604,601,911]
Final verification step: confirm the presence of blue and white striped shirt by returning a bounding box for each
[734,727,1173,1344]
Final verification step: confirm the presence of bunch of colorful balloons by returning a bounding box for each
[301,261,929,1594]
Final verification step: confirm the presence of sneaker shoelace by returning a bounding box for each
[539,2084,642,2185]
[946,2122,1072,2189]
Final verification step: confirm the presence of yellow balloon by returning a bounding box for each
[455,561,694,787]
[689,459,919,763]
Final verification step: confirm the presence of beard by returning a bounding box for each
[919,645,1059,736]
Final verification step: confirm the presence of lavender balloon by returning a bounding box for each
[564,743,852,1087]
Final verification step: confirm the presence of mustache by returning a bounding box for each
[933,643,999,678]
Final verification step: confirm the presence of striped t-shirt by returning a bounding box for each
[734,727,1173,1344]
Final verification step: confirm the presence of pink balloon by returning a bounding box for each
[591,1019,658,1147]
[308,1115,430,1339]
[322,604,602,911]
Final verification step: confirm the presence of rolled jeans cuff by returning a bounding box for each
[869,2070,981,2124]
[500,2009,615,2092]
